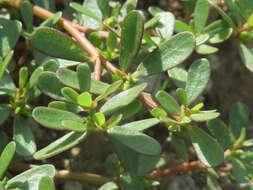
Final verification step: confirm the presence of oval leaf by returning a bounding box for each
[100,83,146,115]
[8,164,55,190]
[32,107,83,130]
[188,125,224,167]
[155,90,180,115]
[34,132,87,160]
[14,116,36,157]
[137,32,195,76]
[108,128,161,156]
[0,141,16,180]
[30,27,89,62]
[186,58,210,104]
[39,176,55,190]
[120,11,144,71]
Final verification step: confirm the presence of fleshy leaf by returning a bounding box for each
[0,141,16,180]
[137,32,195,76]
[77,64,91,92]
[188,125,224,167]
[100,83,146,115]
[239,43,253,72]
[30,27,89,62]
[7,164,55,190]
[34,132,87,160]
[39,176,55,190]
[32,107,83,130]
[191,111,220,122]
[118,118,159,131]
[229,103,249,139]
[207,119,234,150]
[77,92,93,107]
[120,11,144,71]
[38,72,65,100]
[0,18,22,57]
[155,90,180,115]
[186,58,210,104]
[108,127,161,156]
[13,116,36,157]
[0,104,10,125]
[194,0,209,32]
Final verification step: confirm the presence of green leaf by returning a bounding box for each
[38,72,65,100]
[20,0,33,31]
[7,164,55,190]
[168,66,188,88]
[0,18,22,57]
[207,119,234,150]
[155,90,180,115]
[0,50,13,79]
[196,44,218,54]
[0,141,16,180]
[100,83,146,115]
[32,107,83,130]
[61,120,87,132]
[70,2,101,22]
[116,100,142,120]
[207,0,236,29]
[92,112,106,127]
[40,12,62,27]
[120,11,144,71]
[13,116,36,157]
[108,127,161,156]
[188,125,224,167]
[174,20,193,33]
[30,27,89,62]
[137,32,195,76]
[39,176,55,190]
[0,104,10,125]
[239,43,253,72]
[176,88,188,106]
[194,0,209,32]
[57,68,108,94]
[148,6,163,16]
[231,158,252,183]
[121,173,145,190]
[0,74,16,95]
[191,111,220,122]
[171,134,189,161]
[48,101,82,113]
[28,67,44,88]
[120,0,138,17]
[151,108,167,118]
[77,64,91,92]
[186,58,210,104]
[156,12,175,39]
[18,67,28,89]
[95,80,123,102]
[61,87,79,103]
[229,103,249,139]
[77,92,93,107]
[99,182,118,190]
[118,118,159,131]
[34,132,87,160]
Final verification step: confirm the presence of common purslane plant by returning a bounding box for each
[0,0,253,189]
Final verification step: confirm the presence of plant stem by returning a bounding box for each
[9,163,112,185]
[149,161,204,179]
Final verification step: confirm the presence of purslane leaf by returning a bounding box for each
[239,43,253,72]
[34,132,87,160]
[186,58,210,104]
[137,32,195,76]
[108,127,161,156]
[100,83,147,115]
[0,141,16,180]
[155,90,180,115]
[194,0,209,33]
[120,11,144,71]
[13,116,37,157]
[39,176,55,190]
[32,107,83,130]
[30,27,89,62]
[7,164,55,190]
[188,125,224,167]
